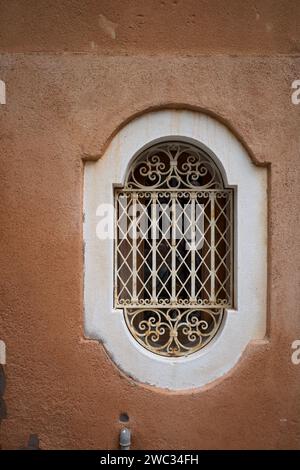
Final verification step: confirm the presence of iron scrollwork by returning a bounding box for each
[126,142,223,190]
[125,307,224,357]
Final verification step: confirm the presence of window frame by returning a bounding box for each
[83,109,268,390]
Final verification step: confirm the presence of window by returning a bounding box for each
[84,109,267,389]
[115,141,233,356]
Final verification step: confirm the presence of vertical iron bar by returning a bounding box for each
[114,191,119,306]
[132,192,138,304]
[210,192,216,304]
[171,193,176,304]
[151,193,157,303]
[229,190,233,306]
[190,192,196,303]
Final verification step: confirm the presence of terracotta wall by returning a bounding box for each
[0,0,300,449]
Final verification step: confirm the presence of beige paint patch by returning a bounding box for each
[98,14,117,40]
[0,80,5,104]
[0,340,6,365]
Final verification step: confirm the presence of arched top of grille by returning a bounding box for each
[125,141,225,190]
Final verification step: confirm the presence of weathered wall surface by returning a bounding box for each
[0,0,300,449]
[0,0,300,55]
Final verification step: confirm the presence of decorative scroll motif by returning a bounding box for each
[124,308,224,357]
[126,142,223,190]
[115,141,233,357]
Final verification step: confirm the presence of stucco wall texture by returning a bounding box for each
[0,0,300,450]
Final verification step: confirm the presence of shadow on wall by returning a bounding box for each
[0,366,40,450]
[0,365,7,449]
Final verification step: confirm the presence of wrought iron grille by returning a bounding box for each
[115,142,233,357]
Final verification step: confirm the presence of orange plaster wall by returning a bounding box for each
[0,0,300,449]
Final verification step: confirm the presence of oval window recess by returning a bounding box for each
[83,109,267,390]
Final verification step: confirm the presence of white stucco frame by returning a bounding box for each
[83,109,267,390]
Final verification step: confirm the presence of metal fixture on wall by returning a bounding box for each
[119,428,131,451]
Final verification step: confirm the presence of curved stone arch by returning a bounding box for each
[83,109,268,390]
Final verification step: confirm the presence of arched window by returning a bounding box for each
[115,141,233,356]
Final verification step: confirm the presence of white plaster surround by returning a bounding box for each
[0,340,6,365]
[83,109,267,390]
